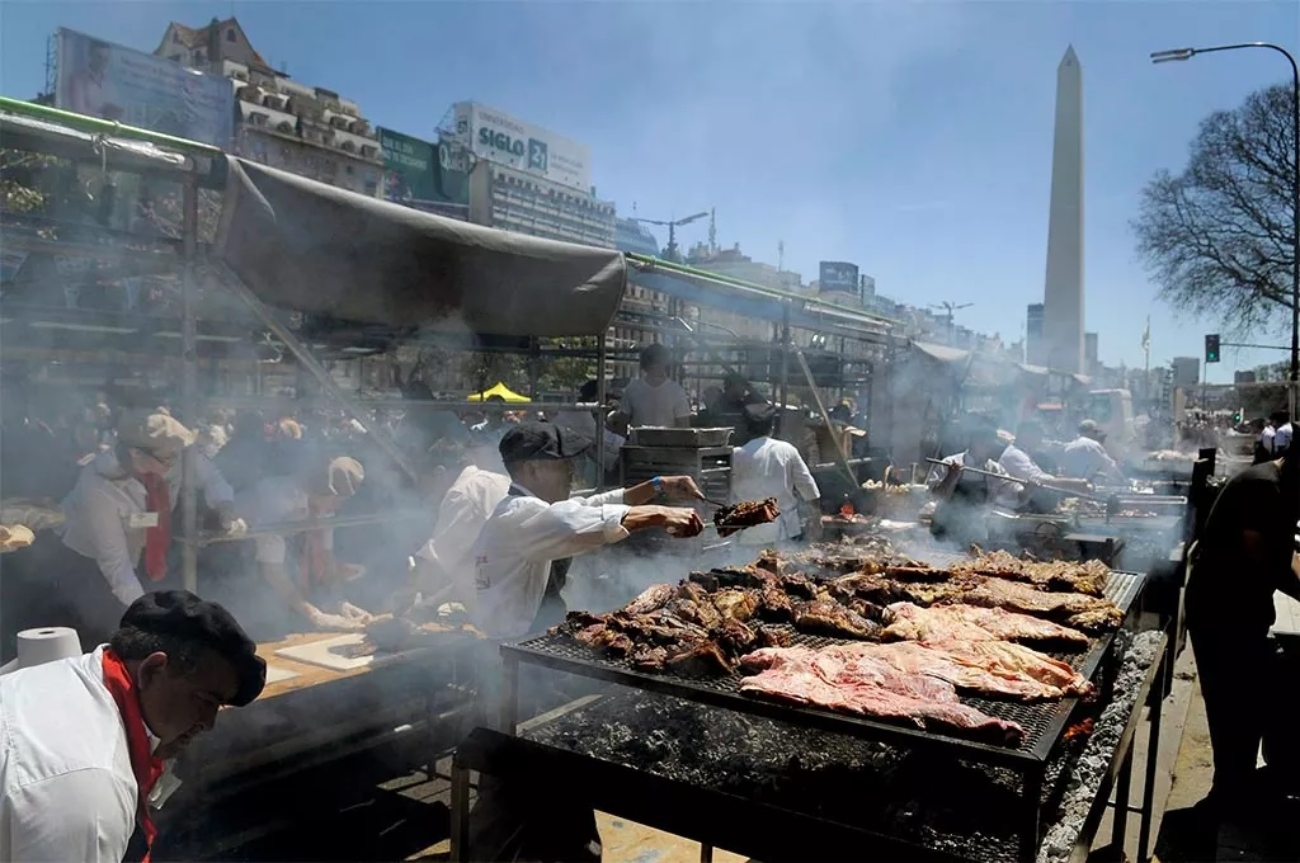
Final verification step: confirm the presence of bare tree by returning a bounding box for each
[1133,83,1297,335]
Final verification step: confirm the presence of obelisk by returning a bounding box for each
[1042,45,1085,373]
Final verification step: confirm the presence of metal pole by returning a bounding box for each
[778,305,791,435]
[180,178,199,593]
[596,333,607,493]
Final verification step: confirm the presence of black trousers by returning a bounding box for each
[1189,625,1277,804]
[42,539,135,652]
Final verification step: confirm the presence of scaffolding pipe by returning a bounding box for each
[180,178,200,592]
[778,307,791,436]
[596,334,607,493]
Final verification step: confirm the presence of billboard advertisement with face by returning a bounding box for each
[55,28,234,149]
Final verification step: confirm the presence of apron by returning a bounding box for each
[930,465,990,546]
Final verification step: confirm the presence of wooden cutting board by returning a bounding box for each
[273,633,412,672]
[264,664,300,684]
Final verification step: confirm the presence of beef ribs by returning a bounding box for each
[857,640,1092,701]
[716,618,758,654]
[950,577,1124,632]
[755,625,793,648]
[624,583,677,615]
[714,498,781,537]
[630,644,668,671]
[792,600,881,640]
[667,594,724,630]
[739,645,1023,745]
[574,623,635,656]
[950,550,1110,596]
[666,639,734,677]
[690,565,779,592]
[757,585,796,622]
[881,602,1089,648]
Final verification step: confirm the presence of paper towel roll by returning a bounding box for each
[16,627,81,669]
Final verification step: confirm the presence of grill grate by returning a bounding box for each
[505,569,1146,764]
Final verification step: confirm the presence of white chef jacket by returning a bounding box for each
[730,436,820,545]
[235,475,331,565]
[416,466,511,608]
[1058,437,1121,480]
[925,452,1023,510]
[57,451,152,606]
[472,484,629,639]
[997,444,1051,484]
[0,647,145,863]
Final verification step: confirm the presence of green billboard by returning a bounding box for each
[378,127,469,217]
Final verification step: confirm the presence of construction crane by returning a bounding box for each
[633,211,709,261]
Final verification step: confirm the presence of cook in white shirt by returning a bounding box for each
[998,421,1093,509]
[0,590,265,863]
[730,403,821,546]
[1058,420,1123,482]
[1266,410,1293,455]
[52,411,195,649]
[927,424,1025,545]
[471,422,706,640]
[234,456,374,633]
[613,343,692,431]
[414,449,512,612]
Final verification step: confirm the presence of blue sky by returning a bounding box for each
[2,0,1297,382]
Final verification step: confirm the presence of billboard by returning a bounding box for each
[819,261,859,293]
[55,28,234,149]
[452,101,590,191]
[377,127,470,219]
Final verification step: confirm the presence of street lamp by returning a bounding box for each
[633,211,710,262]
[1151,42,1300,386]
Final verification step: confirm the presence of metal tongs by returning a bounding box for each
[924,458,1122,519]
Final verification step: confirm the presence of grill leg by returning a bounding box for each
[699,843,713,863]
[449,764,471,863]
[1138,642,1167,862]
[501,656,520,734]
[1111,744,1135,853]
[1020,771,1042,863]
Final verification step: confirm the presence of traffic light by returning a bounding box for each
[1205,333,1220,363]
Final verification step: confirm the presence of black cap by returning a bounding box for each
[744,402,778,424]
[119,591,266,707]
[499,421,591,464]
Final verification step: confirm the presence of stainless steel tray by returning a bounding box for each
[630,426,734,448]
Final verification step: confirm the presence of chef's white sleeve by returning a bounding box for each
[3,769,136,863]
[421,488,478,567]
[999,447,1049,483]
[80,486,146,606]
[500,498,631,562]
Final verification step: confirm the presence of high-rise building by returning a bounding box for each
[154,17,383,197]
[1026,303,1046,365]
[443,102,615,248]
[1041,46,1085,373]
[1084,332,1099,375]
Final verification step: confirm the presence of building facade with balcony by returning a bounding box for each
[155,17,383,197]
[467,161,615,248]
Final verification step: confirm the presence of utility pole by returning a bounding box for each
[633,211,709,262]
[777,240,785,272]
[929,301,974,346]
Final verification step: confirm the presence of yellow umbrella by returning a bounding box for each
[466,382,531,403]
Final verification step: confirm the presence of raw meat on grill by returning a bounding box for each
[858,641,1092,701]
[714,497,780,536]
[792,600,881,640]
[880,603,1089,648]
[738,645,1023,745]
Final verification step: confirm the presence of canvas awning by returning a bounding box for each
[214,158,627,337]
[467,382,531,403]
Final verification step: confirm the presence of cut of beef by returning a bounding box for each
[711,588,760,622]
[950,550,1110,596]
[792,600,881,640]
[739,645,1023,745]
[858,640,1092,701]
[624,583,676,615]
[755,625,792,648]
[880,602,1089,648]
[666,639,734,677]
[757,585,795,622]
[714,498,780,537]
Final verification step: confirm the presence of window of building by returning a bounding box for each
[227,28,237,42]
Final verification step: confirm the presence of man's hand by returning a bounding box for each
[338,601,374,623]
[660,506,705,537]
[310,610,367,632]
[659,475,705,502]
[225,517,248,537]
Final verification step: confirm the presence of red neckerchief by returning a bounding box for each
[138,473,171,581]
[101,649,165,862]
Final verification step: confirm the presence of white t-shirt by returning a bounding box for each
[620,377,691,429]
[0,648,139,863]
[1058,437,1121,480]
[1273,423,1293,453]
